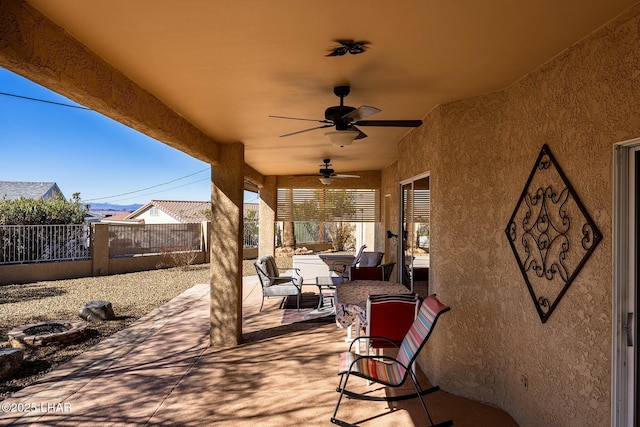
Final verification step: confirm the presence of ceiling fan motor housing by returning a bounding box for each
[320,167,335,177]
[324,105,355,129]
[320,159,334,177]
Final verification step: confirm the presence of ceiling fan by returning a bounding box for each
[270,86,423,147]
[307,159,360,185]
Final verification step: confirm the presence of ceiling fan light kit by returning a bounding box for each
[324,130,359,147]
[319,176,333,185]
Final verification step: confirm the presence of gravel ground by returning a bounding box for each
[0,258,290,401]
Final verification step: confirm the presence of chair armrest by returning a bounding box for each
[271,275,293,283]
[277,267,301,275]
[345,353,411,373]
[347,335,400,352]
[271,275,303,288]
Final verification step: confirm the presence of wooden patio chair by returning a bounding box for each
[331,294,453,427]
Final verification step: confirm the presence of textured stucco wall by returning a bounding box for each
[391,4,640,426]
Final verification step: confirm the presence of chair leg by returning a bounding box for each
[259,294,265,312]
[297,292,301,312]
[407,369,453,427]
[331,373,355,426]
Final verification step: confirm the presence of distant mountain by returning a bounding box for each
[88,202,143,212]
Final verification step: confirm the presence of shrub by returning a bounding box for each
[0,193,86,225]
[156,246,199,270]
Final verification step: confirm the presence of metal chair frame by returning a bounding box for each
[331,294,453,427]
[254,255,303,311]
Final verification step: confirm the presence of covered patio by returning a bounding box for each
[0,278,517,426]
[1,0,639,425]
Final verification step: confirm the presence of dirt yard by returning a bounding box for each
[0,258,292,401]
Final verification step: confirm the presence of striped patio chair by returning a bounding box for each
[331,294,452,427]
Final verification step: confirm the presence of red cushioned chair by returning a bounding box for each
[365,293,420,357]
[349,266,384,281]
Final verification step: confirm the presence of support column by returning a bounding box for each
[210,143,244,346]
[258,176,277,258]
[91,223,109,276]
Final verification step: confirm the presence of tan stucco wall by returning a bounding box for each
[389,4,640,425]
[0,260,92,284]
[381,162,400,276]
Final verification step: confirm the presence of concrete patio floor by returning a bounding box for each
[0,277,519,426]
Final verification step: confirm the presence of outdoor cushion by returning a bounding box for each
[253,254,303,311]
[358,252,383,267]
[258,255,278,281]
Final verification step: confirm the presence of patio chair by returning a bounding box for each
[328,244,367,278]
[254,255,303,312]
[331,294,452,427]
[349,262,396,281]
[332,245,385,279]
[365,293,420,356]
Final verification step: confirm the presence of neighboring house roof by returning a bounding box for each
[100,211,143,223]
[128,200,211,223]
[0,181,65,200]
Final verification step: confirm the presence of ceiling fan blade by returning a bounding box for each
[333,174,361,178]
[279,124,333,137]
[354,120,423,127]
[351,125,368,140]
[342,105,381,122]
[270,115,333,124]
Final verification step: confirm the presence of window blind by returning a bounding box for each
[277,188,380,222]
[413,189,430,223]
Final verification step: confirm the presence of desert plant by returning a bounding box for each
[157,246,199,270]
[326,222,355,251]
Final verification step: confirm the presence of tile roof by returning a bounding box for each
[129,200,211,223]
[0,181,64,200]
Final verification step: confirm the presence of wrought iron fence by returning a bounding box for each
[108,223,203,258]
[0,224,90,264]
[243,220,259,248]
[294,222,332,244]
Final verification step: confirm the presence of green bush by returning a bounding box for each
[0,193,86,225]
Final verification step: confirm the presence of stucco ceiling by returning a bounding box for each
[26,0,637,177]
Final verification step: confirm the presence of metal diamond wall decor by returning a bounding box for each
[505,144,602,323]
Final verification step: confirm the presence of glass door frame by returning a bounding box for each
[613,140,638,427]
[399,172,430,292]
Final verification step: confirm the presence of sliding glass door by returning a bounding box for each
[613,142,638,427]
[400,174,430,293]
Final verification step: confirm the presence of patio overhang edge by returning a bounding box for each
[0,0,221,165]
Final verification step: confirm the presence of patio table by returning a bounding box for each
[318,253,356,278]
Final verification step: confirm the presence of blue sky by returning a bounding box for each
[0,68,258,206]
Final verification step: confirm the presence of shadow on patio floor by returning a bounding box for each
[0,278,518,426]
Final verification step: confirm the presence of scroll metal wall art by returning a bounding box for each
[505,144,602,323]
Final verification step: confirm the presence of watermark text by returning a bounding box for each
[1,402,72,414]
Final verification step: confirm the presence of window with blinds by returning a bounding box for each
[413,189,430,223]
[277,188,380,222]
